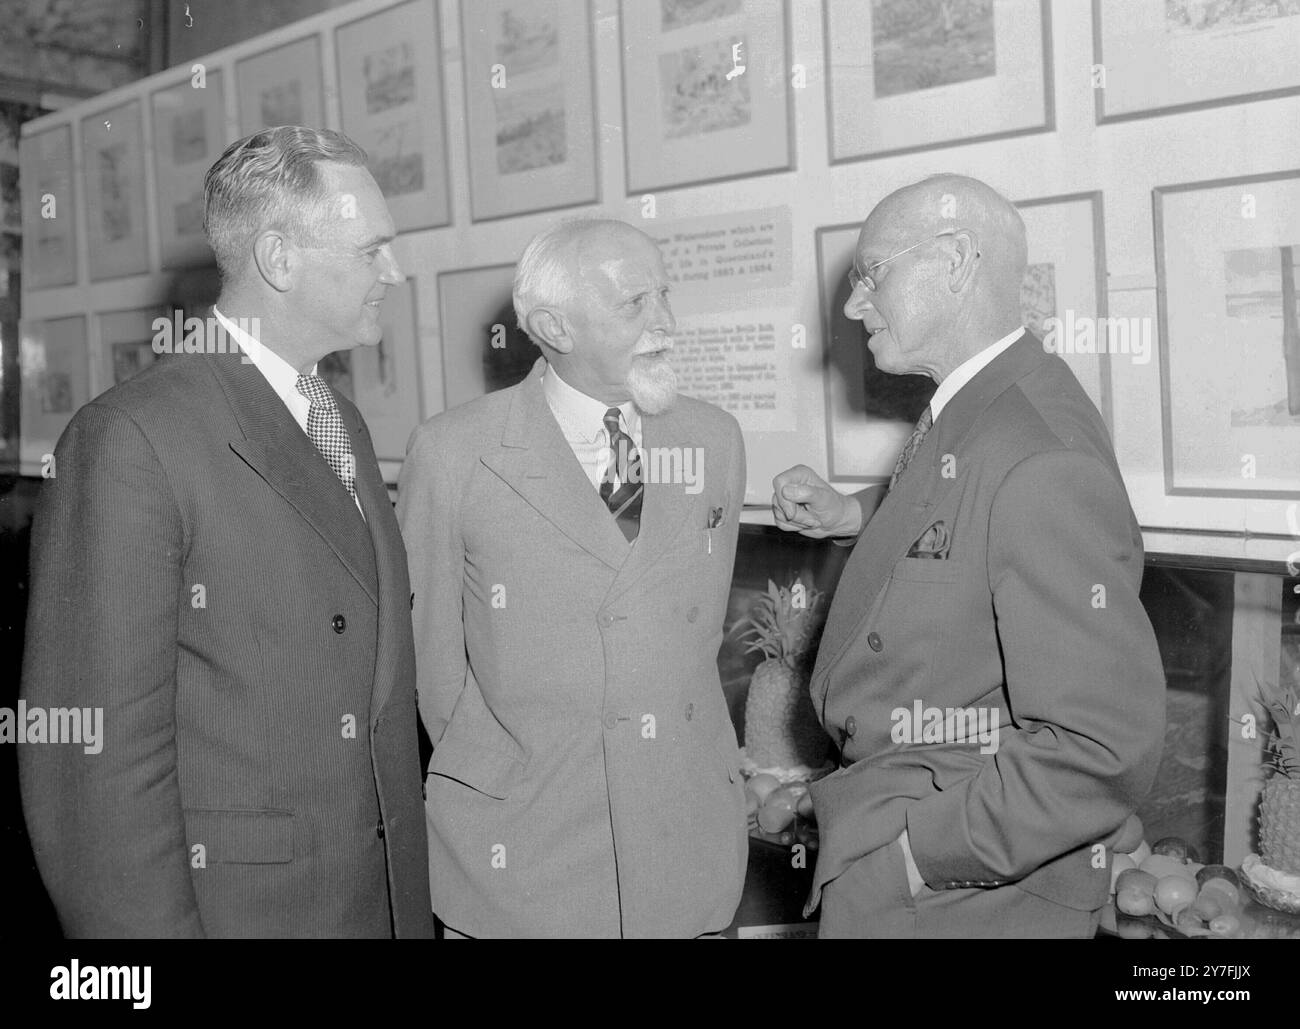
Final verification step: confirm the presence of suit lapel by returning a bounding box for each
[204,350,379,605]
[812,333,1050,699]
[480,367,632,572]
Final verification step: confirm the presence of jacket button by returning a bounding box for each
[376,820,385,839]
[845,716,857,737]
[867,631,883,651]
[686,606,699,623]
[685,703,694,721]
[332,614,347,633]
[603,712,618,729]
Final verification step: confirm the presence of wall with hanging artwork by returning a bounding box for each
[17,0,1300,565]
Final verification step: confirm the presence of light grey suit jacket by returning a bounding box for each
[397,359,748,937]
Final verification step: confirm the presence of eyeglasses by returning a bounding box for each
[848,229,960,294]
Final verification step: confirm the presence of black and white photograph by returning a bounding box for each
[2,0,1300,991]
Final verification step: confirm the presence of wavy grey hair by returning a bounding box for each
[513,218,628,341]
[203,125,368,283]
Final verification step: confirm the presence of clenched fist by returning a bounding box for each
[771,465,863,539]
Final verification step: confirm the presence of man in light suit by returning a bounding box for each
[20,127,434,938]
[772,175,1166,938]
[398,218,748,937]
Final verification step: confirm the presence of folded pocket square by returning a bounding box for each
[907,519,951,559]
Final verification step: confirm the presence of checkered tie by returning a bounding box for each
[600,407,642,543]
[888,406,933,491]
[295,373,357,499]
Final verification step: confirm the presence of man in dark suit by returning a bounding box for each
[773,174,1166,938]
[19,126,434,938]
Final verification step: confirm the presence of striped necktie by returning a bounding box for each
[600,407,642,543]
[295,373,357,500]
[889,406,933,491]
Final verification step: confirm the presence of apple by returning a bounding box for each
[757,792,797,833]
[1151,837,1200,864]
[1117,886,1156,917]
[796,792,815,818]
[1110,853,1137,894]
[746,773,781,805]
[1115,868,1158,896]
[1195,865,1241,891]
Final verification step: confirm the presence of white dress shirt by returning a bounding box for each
[213,307,362,516]
[541,361,643,491]
[927,326,1025,423]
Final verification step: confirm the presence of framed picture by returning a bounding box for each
[818,193,1108,483]
[19,315,89,472]
[97,307,163,393]
[1094,0,1300,123]
[19,124,77,288]
[1016,191,1112,430]
[824,0,1052,163]
[462,0,599,221]
[620,0,793,194]
[336,0,451,231]
[317,279,424,463]
[152,72,226,269]
[236,35,325,135]
[1154,170,1300,499]
[81,101,150,281]
[436,262,540,410]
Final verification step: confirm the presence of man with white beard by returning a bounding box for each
[397,218,749,937]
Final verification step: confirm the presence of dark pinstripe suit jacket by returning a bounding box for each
[19,346,434,938]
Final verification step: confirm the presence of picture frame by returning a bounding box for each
[19,124,77,289]
[620,0,793,194]
[1093,0,1300,123]
[461,0,599,221]
[824,0,1053,163]
[436,262,540,411]
[81,101,150,281]
[818,191,1110,483]
[336,0,451,231]
[151,71,226,269]
[19,314,89,473]
[1153,169,1300,499]
[236,35,325,135]
[97,306,163,394]
[317,279,424,464]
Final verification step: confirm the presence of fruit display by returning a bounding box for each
[736,579,832,776]
[744,775,817,850]
[1107,828,1246,937]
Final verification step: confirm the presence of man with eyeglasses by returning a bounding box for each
[771,174,1165,938]
[20,127,434,937]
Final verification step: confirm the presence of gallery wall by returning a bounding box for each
[17,0,1300,565]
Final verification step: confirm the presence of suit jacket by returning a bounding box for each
[806,333,1165,937]
[397,359,748,938]
[19,346,434,938]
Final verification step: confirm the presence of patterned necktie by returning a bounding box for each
[599,407,643,543]
[295,373,357,499]
[888,406,933,491]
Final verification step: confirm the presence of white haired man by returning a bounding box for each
[20,126,434,937]
[398,218,749,937]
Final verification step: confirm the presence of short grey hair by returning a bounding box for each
[203,125,368,282]
[513,217,627,340]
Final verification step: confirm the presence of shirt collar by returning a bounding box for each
[213,307,316,392]
[929,326,1025,422]
[541,361,640,443]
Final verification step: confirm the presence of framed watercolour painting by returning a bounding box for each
[620,0,793,194]
[19,125,76,289]
[1094,0,1300,122]
[437,262,540,410]
[462,0,599,220]
[1154,170,1300,499]
[824,0,1052,162]
[152,72,226,269]
[336,0,451,231]
[236,35,325,135]
[81,101,149,281]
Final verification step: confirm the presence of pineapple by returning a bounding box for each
[1259,677,1300,875]
[737,578,830,771]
